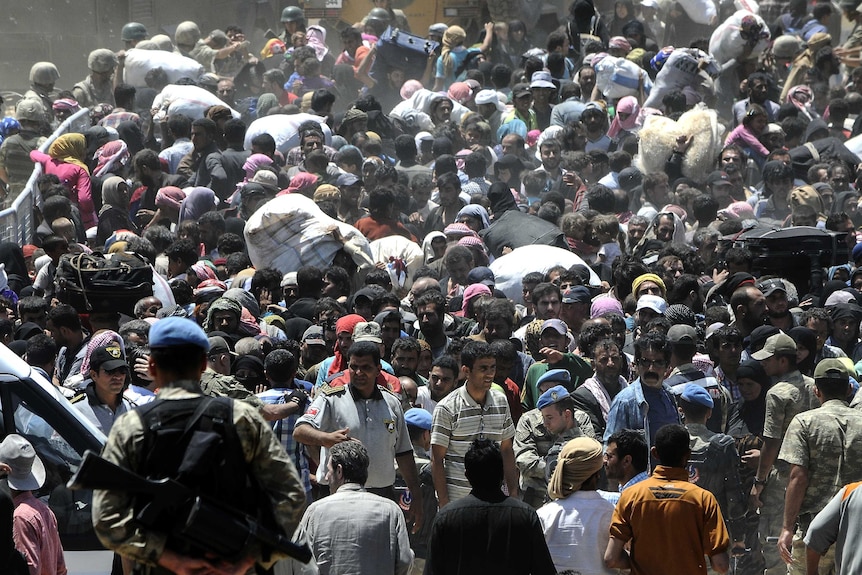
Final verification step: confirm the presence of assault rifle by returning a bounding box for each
[67,450,311,564]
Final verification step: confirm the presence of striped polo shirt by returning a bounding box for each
[431,385,515,502]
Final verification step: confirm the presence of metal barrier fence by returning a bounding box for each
[0,107,91,245]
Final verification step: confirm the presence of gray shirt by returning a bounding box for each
[805,481,862,575]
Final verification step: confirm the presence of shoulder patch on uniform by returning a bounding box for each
[69,392,86,404]
[380,385,399,397]
[320,383,346,396]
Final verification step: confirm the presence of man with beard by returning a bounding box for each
[730,286,768,338]
[758,279,797,331]
[732,72,781,126]
[572,338,628,439]
[131,149,186,221]
[390,337,426,385]
[826,303,862,362]
[604,332,680,454]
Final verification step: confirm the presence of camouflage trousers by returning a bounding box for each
[760,468,786,575]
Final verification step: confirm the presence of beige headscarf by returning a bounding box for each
[547,437,605,500]
[440,26,467,79]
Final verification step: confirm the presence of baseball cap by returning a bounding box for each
[149,317,210,350]
[813,358,851,382]
[751,333,797,360]
[512,83,531,98]
[537,384,571,409]
[757,278,787,297]
[467,266,495,286]
[353,321,382,343]
[852,242,862,264]
[89,344,127,372]
[707,170,732,187]
[680,383,714,409]
[636,295,667,314]
[562,286,591,305]
[302,325,326,346]
[428,23,448,36]
[541,319,569,335]
[530,70,556,89]
[335,172,362,187]
[207,336,236,357]
[404,407,433,430]
[704,322,726,340]
[668,324,697,344]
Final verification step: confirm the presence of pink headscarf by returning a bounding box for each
[306,25,329,61]
[285,172,319,196]
[52,98,80,112]
[243,153,274,179]
[447,82,472,105]
[93,140,130,177]
[590,297,623,319]
[460,284,491,317]
[607,96,640,139]
[80,330,125,376]
[155,186,186,211]
[189,262,218,282]
[722,201,755,219]
[786,85,814,116]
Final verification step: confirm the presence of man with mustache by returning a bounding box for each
[603,332,679,464]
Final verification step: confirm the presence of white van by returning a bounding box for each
[0,344,112,574]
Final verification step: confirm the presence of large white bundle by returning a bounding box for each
[594,56,653,100]
[151,85,240,121]
[123,49,204,88]
[489,245,600,304]
[676,0,717,24]
[637,105,723,181]
[389,89,469,131]
[642,48,719,109]
[369,235,424,294]
[244,194,372,274]
[846,134,862,158]
[244,113,331,154]
[709,10,770,66]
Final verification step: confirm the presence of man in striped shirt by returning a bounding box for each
[431,341,518,507]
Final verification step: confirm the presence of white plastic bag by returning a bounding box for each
[677,0,717,25]
[643,48,719,109]
[244,113,331,154]
[123,49,204,88]
[489,245,601,304]
[244,194,372,274]
[151,85,240,121]
[709,10,770,66]
[594,56,653,100]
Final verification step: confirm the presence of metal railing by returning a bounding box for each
[0,107,91,245]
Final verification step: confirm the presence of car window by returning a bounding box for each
[6,389,101,550]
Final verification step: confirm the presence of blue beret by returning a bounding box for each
[536,368,571,390]
[149,317,210,351]
[681,383,714,409]
[537,384,571,410]
[404,408,432,430]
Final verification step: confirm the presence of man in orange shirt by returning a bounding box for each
[604,424,731,575]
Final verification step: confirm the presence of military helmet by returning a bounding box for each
[281,6,305,23]
[366,7,392,22]
[175,21,202,48]
[29,62,60,85]
[121,22,148,42]
[16,99,44,123]
[88,49,119,73]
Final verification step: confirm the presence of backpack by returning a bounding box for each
[132,395,274,556]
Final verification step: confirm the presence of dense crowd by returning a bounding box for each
[4,0,862,574]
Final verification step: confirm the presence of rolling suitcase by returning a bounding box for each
[374,27,440,80]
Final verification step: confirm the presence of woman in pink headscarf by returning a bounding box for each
[145,186,186,230]
[607,96,640,142]
[93,140,130,178]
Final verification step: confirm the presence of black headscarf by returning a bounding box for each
[116,121,145,157]
[736,359,771,436]
[233,355,265,391]
[487,181,517,218]
[788,326,817,376]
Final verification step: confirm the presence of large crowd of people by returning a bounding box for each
[4,0,862,573]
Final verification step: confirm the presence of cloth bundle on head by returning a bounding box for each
[49,133,89,173]
[93,140,130,177]
[447,82,472,105]
[155,186,186,211]
[547,437,604,500]
[609,36,632,52]
[631,273,666,297]
[306,25,329,61]
[285,172,319,196]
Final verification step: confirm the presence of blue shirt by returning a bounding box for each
[603,379,680,460]
[257,378,314,494]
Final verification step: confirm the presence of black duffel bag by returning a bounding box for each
[55,252,153,315]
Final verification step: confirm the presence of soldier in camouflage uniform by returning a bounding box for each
[72,49,118,110]
[777,359,862,575]
[749,333,819,575]
[514,370,596,508]
[679,384,748,555]
[92,317,307,574]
